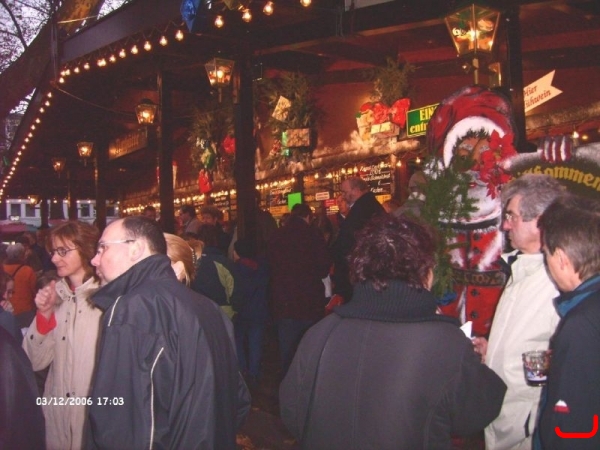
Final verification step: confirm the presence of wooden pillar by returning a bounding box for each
[233,53,257,252]
[67,168,78,220]
[157,69,175,234]
[94,137,108,231]
[503,4,531,153]
[40,198,49,228]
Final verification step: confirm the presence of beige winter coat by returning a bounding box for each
[23,277,101,450]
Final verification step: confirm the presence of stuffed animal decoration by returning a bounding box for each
[425,85,517,337]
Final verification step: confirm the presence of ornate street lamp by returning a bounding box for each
[445,3,500,84]
[52,157,66,177]
[204,57,235,102]
[135,98,158,125]
[77,141,94,166]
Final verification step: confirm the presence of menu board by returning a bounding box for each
[267,185,293,217]
[303,176,335,204]
[212,192,235,223]
[358,162,393,195]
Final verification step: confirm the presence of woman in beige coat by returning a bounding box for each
[23,221,101,450]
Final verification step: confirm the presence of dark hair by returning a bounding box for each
[539,195,600,281]
[15,235,30,247]
[197,224,218,247]
[143,205,156,213]
[121,216,167,255]
[180,204,196,217]
[291,203,312,219]
[36,270,60,291]
[0,272,13,299]
[200,205,221,220]
[50,221,100,283]
[349,214,436,291]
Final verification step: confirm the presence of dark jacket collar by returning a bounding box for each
[92,254,175,311]
[335,280,459,325]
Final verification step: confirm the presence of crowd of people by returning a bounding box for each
[0,173,599,450]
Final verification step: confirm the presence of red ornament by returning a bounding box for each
[198,169,213,194]
[390,98,411,127]
[372,102,389,124]
[222,135,236,155]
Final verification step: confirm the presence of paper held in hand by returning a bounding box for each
[460,321,473,338]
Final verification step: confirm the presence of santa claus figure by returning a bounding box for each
[425,85,517,337]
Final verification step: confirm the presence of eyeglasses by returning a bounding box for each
[49,247,78,258]
[96,239,136,255]
[503,211,522,223]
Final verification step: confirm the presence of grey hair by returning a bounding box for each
[345,176,369,192]
[501,174,565,221]
[5,243,26,263]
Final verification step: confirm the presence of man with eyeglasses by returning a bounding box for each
[88,216,250,449]
[472,174,565,450]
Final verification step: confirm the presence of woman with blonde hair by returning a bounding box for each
[164,233,203,286]
[23,221,101,450]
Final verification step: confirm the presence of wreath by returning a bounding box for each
[188,96,235,181]
[356,57,415,140]
[258,72,323,167]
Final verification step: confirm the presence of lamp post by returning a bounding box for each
[445,3,500,85]
[204,57,235,102]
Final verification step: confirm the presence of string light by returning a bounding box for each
[263,1,274,15]
[159,36,168,46]
[300,0,311,6]
[131,45,139,54]
[215,15,224,28]
[119,49,127,58]
[175,29,184,41]
[242,8,252,22]
[144,41,152,51]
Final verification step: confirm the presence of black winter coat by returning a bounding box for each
[280,280,506,449]
[89,255,250,450]
[538,274,600,450]
[332,191,384,300]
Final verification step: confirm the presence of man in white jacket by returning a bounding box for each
[473,174,565,450]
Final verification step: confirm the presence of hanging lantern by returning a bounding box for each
[77,141,94,166]
[135,98,158,125]
[444,3,500,57]
[52,157,66,177]
[204,57,235,88]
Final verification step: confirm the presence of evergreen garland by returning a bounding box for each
[371,57,415,106]
[419,159,477,298]
[188,94,235,175]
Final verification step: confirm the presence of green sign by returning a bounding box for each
[406,103,439,137]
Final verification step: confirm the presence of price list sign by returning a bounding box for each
[359,162,393,195]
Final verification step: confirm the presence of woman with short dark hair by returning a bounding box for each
[280,214,506,449]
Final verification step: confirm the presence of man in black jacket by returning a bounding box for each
[536,195,600,450]
[332,176,385,302]
[90,216,250,450]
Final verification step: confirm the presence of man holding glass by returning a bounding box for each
[473,174,564,450]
